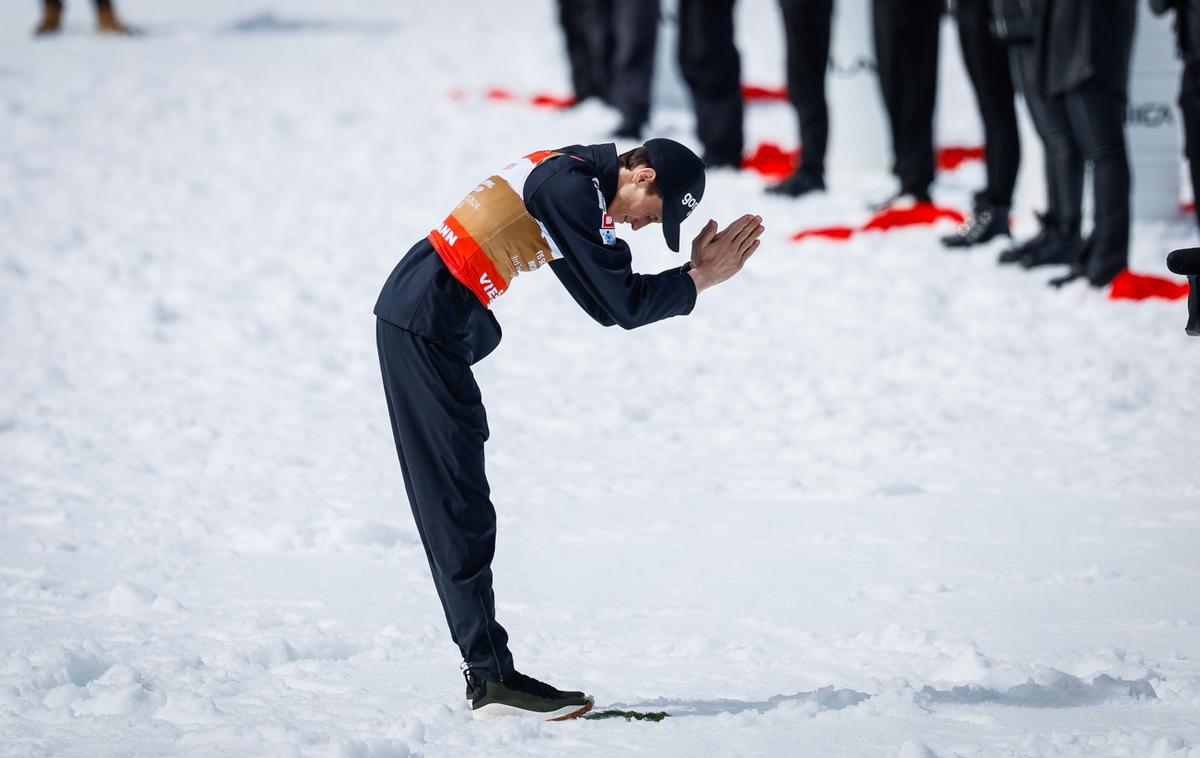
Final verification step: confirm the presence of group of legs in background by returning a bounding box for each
[804,0,1134,289]
[558,0,1200,290]
[1164,0,1200,228]
[558,0,745,168]
[33,0,133,35]
[985,0,1137,288]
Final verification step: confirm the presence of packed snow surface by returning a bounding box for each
[2,1,1200,757]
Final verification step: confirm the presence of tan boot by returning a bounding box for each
[33,2,63,36]
[96,5,133,35]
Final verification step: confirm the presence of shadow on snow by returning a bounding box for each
[606,674,1156,718]
[222,13,400,36]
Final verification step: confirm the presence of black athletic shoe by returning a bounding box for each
[465,669,593,721]
[765,169,826,198]
[942,203,1010,248]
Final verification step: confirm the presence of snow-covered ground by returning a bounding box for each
[3,1,1200,756]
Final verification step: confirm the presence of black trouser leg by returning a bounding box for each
[377,319,514,682]
[779,0,832,177]
[1040,88,1086,231]
[609,0,659,127]
[955,0,1019,207]
[872,0,906,187]
[1180,61,1200,228]
[1009,43,1075,223]
[872,0,940,196]
[558,0,613,102]
[678,0,744,166]
[1064,79,1131,274]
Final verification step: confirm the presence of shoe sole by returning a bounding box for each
[472,697,594,722]
[1021,258,1074,269]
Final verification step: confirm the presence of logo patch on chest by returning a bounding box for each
[599,213,616,246]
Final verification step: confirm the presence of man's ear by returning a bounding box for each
[634,167,657,186]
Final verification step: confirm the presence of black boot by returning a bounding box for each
[1024,239,1082,268]
[941,198,1010,248]
[1084,254,1127,288]
[998,212,1055,264]
[1046,236,1094,288]
[765,168,826,198]
[465,668,593,721]
[1048,264,1086,288]
[1021,219,1082,269]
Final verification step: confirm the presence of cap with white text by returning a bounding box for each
[644,138,706,252]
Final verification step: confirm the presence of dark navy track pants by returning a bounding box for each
[376,318,514,681]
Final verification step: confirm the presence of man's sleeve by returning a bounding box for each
[528,171,698,330]
[547,260,618,327]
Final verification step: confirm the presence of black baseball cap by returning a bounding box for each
[644,138,706,252]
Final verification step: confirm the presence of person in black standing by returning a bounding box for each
[555,1,660,140]
[557,0,612,105]
[1153,0,1200,229]
[872,0,943,206]
[678,0,745,168]
[992,0,1086,268]
[1041,0,1137,288]
[609,0,660,139]
[766,0,833,198]
[941,0,1020,247]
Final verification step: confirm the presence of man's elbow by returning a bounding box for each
[588,302,636,329]
[612,313,640,330]
[584,309,618,327]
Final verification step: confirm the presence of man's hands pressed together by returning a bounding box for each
[688,214,764,294]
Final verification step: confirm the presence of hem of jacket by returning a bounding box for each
[678,266,698,317]
[373,308,473,364]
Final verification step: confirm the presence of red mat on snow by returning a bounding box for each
[790,203,966,242]
[742,84,789,103]
[937,145,986,170]
[457,93,988,176]
[741,141,984,180]
[450,87,578,109]
[1108,269,1190,301]
[466,84,790,108]
[458,88,981,176]
[741,143,800,179]
[470,84,796,109]
[485,88,576,109]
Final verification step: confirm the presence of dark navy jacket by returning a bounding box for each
[373,143,697,364]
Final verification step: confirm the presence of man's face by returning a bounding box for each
[609,167,664,232]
